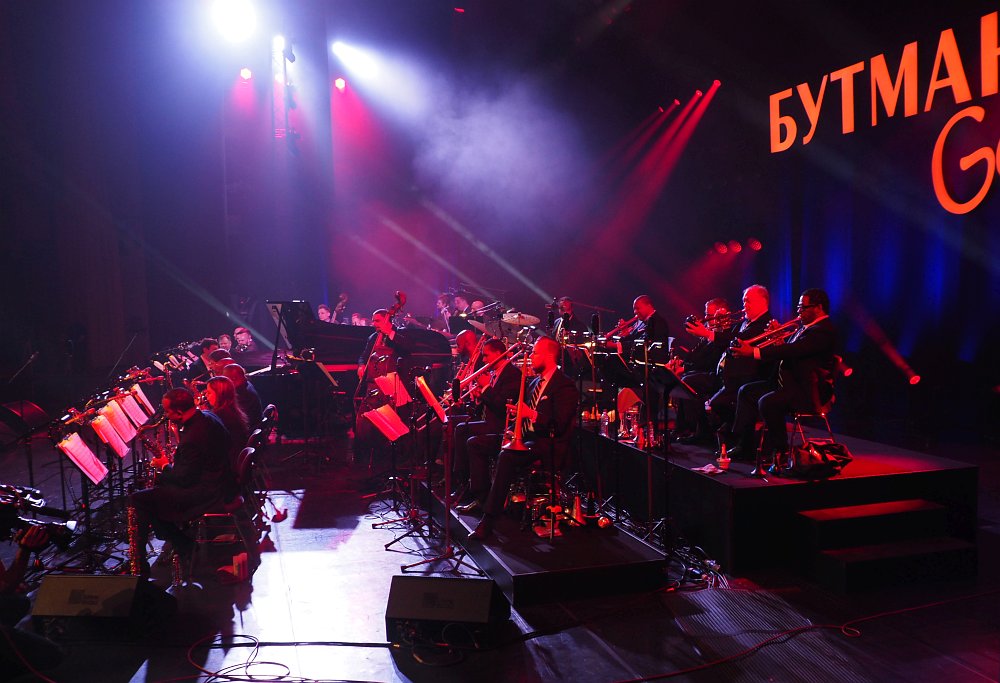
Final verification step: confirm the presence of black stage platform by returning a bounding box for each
[426,493,666,608]
[576,428,979,574]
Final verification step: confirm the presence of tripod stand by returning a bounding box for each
[384,405,438,551]
[401,404,481,575]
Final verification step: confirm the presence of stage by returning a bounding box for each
[575,427,979,584]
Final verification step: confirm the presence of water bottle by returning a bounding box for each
[599,410,610,437]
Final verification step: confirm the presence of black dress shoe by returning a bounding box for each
[470,516,494,541]
[455,499,482,515]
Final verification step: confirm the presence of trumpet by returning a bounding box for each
[736,318,801,348]
[605,315,640,338]
[685,309,744,332]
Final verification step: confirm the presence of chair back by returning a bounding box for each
[235,446,255,485]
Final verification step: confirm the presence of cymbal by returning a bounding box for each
[502,312,540,326]
[469,319,488,333]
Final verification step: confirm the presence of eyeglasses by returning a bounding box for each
[796,303,818,310]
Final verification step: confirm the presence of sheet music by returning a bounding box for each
[56,432,109,485]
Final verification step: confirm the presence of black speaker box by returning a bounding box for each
[31,575,177,636]
[385,575,510,646]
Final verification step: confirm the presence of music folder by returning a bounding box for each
[363,404,410,442]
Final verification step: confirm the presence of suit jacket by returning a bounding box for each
[553,314,591,337]
[479,362,521,433]
[718,312,775,384]
[156,410,232,521]
[759,317,837,412]
[527,369,579,444]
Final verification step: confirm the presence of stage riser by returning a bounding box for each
[576,431,979,574]
[813,538,977,592]
[795,499,949,552]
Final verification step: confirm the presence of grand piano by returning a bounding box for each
[251,301,454,436]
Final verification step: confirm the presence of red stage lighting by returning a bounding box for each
[747,237,763,251]
[658,106,664,113]
[454,7,465,12]
[728,240,742,253]
[713,79,721,86]
[334,77,346,92]
[239,67,252,81]
[713,242,728,254]
[908,374,921,385]
[673,99,680,105]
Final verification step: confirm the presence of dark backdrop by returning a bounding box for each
[0,0,996,447]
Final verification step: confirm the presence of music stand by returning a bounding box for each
[646,369,697,551]
[401,376,482,575]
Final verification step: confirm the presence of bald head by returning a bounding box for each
[222,363,248,388]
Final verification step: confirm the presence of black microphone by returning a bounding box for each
[452,378,461,404]
[547,310,555,329]
[591,313,600,335]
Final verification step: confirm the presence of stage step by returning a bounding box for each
[813,536,977,592]
[796,499,949,551]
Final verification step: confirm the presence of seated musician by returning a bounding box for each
[205,376,250,482]
[452,338,522,507]
[186,337,220,385]
[552,297,591,337]
[447,294,476,335]
[672,297,733,443]
[129,387,234,576]
[317,303,333,323]
[698,285,775,450]
[233,327,257,353]
[468,336,579,542]
[454,329,479,373]
[222,363,263,424]
[729,289,837,464]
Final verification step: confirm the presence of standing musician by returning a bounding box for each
[452,338,522,508]
[355,308,412,449]
[128,387,233,575]
[628,295,671,437]
[468,336,579,542]
[433,293,453,333]
[729,288,837,463]
[317,304,333,322]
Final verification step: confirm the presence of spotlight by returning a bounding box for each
[747,237,763,251]
[239,67,252,81]
[211,0,257,43]
[728,240,742,253]
[908,374,921,385]
[695,89,703,97]
[713,242,728,254]
[283,43,296,64]
[334,77,346,92]
[454,7,466,12]
[273,35,285,52]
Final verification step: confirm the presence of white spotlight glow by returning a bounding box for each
[273,35,286,52]
[211,0,257,43]
[331,41,379,79]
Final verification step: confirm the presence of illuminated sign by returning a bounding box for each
[770,10,1000,214]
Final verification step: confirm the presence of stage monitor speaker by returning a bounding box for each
[32,575,177,635]
[385,575,510,646]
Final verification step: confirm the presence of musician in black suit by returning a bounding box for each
[704,285,775,435]
[630,295,671,436]
[552,297,591,337]
[452,339,522,502]
[185,337,220,385]
[129,387,233,575]
[672,297,733,441]
[469,336,579,541]
[730,289,837,461]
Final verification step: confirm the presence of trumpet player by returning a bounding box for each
[729,289,837,464]
[700,285,775,442]
[672,297,735,443]
[467,336,579,541]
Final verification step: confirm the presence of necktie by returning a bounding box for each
[524,378,544,433]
